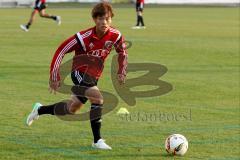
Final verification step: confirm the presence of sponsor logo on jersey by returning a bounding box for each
[87,49,109,57]
[104,41,113,50]
[89,43,94,49]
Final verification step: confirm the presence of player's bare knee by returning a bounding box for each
[85,86,103,104]
[68,97,82,113]
[90,93,104,104]
[68,102,82,113]
[89,96,103,105]
[68,105,78,114]
[39,13,45,17]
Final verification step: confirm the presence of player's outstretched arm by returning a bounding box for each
[114,35,128,85]
[49,35,79,93]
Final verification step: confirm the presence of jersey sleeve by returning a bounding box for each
[114,35,128,76]
[50,35,79,82]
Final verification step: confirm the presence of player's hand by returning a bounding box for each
[49,80,60,94]
[117,74,126,85]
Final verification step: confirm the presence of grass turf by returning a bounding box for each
[0,5,239,160]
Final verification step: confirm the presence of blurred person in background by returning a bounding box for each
[20,0,61,32]
[132,0,145,29]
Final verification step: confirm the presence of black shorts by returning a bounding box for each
[136,2,144,12]
[71,71,98,104]
[34,0,46,11]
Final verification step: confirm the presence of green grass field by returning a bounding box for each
[0,5,239,160]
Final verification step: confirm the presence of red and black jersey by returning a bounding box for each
[34,0,46,11]
[50,27,128,82]
[39,0,46,3]
[35,0,46,4]
[137,0,144,4]
[136,0,144,11]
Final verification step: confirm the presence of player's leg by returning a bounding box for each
[26,95,83,126]
[85,86,103,143]
[138,10,145,27]
[136,3,140,26]
[132,3,143,29]
[85,86,112,150]
[27,10,38,29]
[26,70,90,126]
[70,69,111,149]
[39,9,55,20]
[39,9,61,25]
[20,0,42,31]
[20,10,38,32]
[68,95,84,113]
[40,96,83,115]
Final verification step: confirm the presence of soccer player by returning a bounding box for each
[20,0,61,32]
[132,0,145,29]
[26,2,127,150]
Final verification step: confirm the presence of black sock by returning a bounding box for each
[26,22,31,29]
[90,104,103,143]
[136,15,140,26]
[38,101,70,115]
[139,16,145,26]
[50,16,57,20]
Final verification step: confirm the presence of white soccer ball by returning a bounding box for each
[165,134,188,156]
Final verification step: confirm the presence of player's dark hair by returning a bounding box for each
[92,2,114,18]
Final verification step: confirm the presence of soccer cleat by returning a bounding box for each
[132,26,141,29]
[56,16,61,25]
[92,139,112,150]
[20,24,29,32]
[140,26,146,29]
[26,102,42,126]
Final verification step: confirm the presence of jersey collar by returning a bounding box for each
[92,26,110,40]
